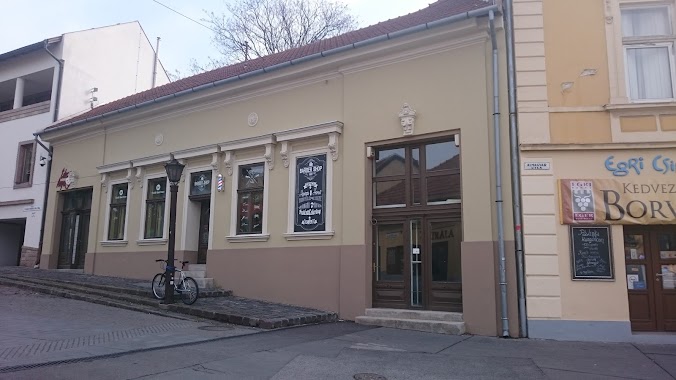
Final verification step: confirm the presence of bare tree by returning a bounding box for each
[194,0,357,72]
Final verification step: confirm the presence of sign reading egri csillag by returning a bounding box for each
[295,154,326,232]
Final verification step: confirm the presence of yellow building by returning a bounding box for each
[517,0,676,341]
[37,1,524,337]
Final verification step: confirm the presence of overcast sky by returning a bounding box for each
[1,0,433,77]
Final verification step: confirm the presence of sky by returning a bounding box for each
[1,0,433,77]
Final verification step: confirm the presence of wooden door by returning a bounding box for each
[426,219,463,312]
[373,221,409,309]
[624,226,676,332]
[57,190,92,269]
[197,201,210,264]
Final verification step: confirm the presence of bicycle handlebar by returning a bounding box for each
[155,259,178,262]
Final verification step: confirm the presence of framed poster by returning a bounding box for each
[294,154,326,232]
[569,225,614,280]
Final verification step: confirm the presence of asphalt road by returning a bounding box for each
[1,286,675,379]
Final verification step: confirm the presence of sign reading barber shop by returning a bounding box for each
[294,154,326,232]
[560,179,676,225]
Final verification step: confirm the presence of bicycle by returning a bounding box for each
[151,259,199,305]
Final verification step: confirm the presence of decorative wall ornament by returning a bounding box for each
[210,153,219,170]
[605,0,614,24]
[399,103,417,136]
[248,112,259,127]
[328,132,339,161]
[264,143,275,169]
[154,133,164,146]
[56,168,78,190]
[223,151,234,176]
[135,167,145,188]
[280,141,290,168]
[101,173,109,192]
[125,168,134,189]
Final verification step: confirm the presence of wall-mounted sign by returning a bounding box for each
[524,162,550,171]
[560,179,676,225]
[570,226,613,280]
[294,154,326,232]
[56,168,77,190]
[605,155,676,176]
[190,171,211,197]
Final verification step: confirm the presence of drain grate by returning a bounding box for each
[197,325,233,331]
[354,374,387,380]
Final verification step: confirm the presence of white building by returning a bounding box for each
[0,22,169,267]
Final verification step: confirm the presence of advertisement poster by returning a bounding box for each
[294,154,326,232]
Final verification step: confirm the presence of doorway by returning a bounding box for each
[196,200,210,264]
[370,136,462,312]
[57,189,92,269]
[624,226,676,332]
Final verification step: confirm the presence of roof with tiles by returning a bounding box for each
[48,0,494,130]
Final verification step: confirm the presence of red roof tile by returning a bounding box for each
[48,0,493,130]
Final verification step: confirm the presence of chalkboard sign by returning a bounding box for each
[569,226,614,280]
[294,154,326,232]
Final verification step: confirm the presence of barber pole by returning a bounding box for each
[217,174,224,192]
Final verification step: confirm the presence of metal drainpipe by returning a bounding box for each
[503,0,528,337]
[34,40,63,267]
[489,10,510,338]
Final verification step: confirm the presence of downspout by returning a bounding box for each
[503,0,528,337]
[489,10,509,338]
[152,37,160,88]
[35,40,63,267]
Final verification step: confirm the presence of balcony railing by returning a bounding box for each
[0,100,51,123]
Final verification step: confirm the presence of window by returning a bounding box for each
[14,141,34,187]
[373,139,460,208]
[622,5,676,100]
[237,164,264,235]
[108,183,128,240]
[144,177,166,239]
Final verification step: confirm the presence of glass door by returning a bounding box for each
[197,200,210,264]
[652,229,676,331]
[426,220,463,312]
[57,190,92,269]
[373,222,408,309]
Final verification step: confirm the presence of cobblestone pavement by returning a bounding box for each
[0,267,338,328]
[0,285,258,370]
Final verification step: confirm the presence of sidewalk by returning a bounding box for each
[0,267,338,329]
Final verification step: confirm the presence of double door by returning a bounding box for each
[624,226,676,331]
[57,189,92,269]
[372,217,462,312]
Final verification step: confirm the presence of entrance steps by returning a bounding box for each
[181,264,215,290]
[355,308,465,335]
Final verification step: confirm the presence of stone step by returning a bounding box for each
[187,264,207,271]
[191,277,214,289]
[181,270,206,278]
[364,308,463,322]
[355,316,465,335]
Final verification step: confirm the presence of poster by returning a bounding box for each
[294,154,326,232]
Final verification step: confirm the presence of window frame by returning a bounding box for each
[227,158,270,242]
[138,173,169,244]
[102,179,130,244]
[621,3,676,102]
[285,147,334,240]
[14,140,35,189]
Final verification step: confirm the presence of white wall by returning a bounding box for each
[0,222,23,266]
[59,22,170,120]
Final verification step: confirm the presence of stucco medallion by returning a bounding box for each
[248,112,259,127]
[154,134,164,146]
[399,103,417,136]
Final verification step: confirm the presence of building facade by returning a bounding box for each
[516,0,676,341]
[38,1,523,336]
[0,22,169,268]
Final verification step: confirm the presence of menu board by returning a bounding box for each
[570,226,614,280]
[294,154,326,232]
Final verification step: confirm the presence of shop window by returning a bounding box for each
[14,141,34,187]
[107,183,128,240]
[237,163,265,235]
[144,177,167,239]
[621,5,676,100]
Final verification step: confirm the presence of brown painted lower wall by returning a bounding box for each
[461,240,519,337]
[85,250,198,280]
[207,245,369,320]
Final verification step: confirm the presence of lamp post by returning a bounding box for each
[162,158,185,304]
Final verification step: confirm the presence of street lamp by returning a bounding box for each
[161,158,185,304]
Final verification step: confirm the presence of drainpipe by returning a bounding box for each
[503,0,528,337]
[34,40,63,268]
[152,37,160,88]
[489,10,509,338]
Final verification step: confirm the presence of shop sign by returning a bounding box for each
[56,168,77,190]
[294,154,326,232]
[604,155,676,176]
[560,179,676,225]
[190,171,211,196]
[569,226,613,280]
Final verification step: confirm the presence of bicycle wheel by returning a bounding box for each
[180,277,199,305]
[151,273,166,300]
